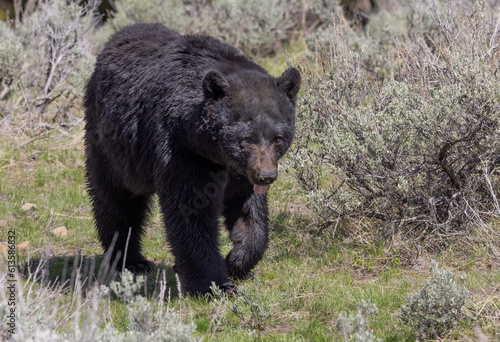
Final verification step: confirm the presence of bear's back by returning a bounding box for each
[92,24,267,95]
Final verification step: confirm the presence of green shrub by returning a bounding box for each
[97,0,189,43]
[336,300,381,342]
[99,0,289,56]
[196,0,288,56]
[0,24,24,101]
[289,2,500,242]
[102,270,198,342]
[306,1,446,78]
[98,0,339,57]
[0,0,99,130]
[0,263,197,341]
[397,262,469,340]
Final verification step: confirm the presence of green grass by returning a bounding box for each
[0,129,499,341]
[0,132,98,257]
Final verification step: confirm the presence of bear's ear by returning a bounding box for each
[277,67,301,106]
[202,70,229,100]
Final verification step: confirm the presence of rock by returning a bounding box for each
[51,226,68,238]
[16,241,29,251]
[21,203,37,211]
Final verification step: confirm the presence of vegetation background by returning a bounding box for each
[0,0,498,340]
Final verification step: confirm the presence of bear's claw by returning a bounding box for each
[125,259,154,274]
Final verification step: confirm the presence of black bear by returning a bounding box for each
[84,23,300,295]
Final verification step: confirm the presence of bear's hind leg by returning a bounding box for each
[91,187,153,273]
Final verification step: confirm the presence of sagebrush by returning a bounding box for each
[96,0,339,56]
[0,263,197,342]
[337,300,381,342]
[290,2,500,246]
[0,0,98,132]
[397,262,469,340]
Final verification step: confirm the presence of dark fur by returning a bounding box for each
[84,23,300,295]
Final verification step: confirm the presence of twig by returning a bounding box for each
[16,130,52,149]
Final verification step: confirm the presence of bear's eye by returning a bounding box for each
[273,136,283,143]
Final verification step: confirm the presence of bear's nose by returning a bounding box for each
[257,170,278,185]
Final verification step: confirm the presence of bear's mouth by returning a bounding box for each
[249,175,276,195]
[246,167,278,195]
[253,184,271,194]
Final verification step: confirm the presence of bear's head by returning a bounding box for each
[201,67,301,194]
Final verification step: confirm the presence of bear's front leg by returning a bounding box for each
[156,158,232,295]
[223,174,269,279]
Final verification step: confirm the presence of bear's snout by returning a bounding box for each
[256,169,278,185]
[246,167,278,187]
[245,143,278,187]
